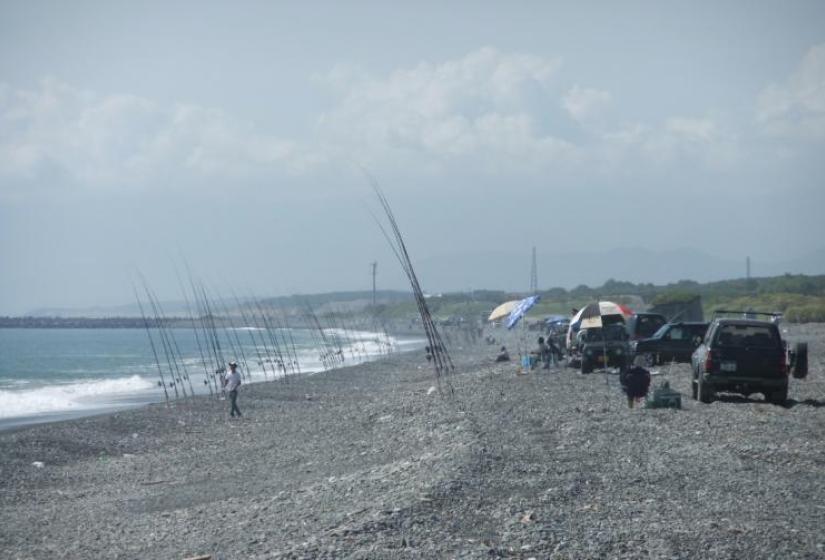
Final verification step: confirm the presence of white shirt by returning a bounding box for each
[225,369,241,392]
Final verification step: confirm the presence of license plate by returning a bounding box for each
[721,361,737,372]
[596,356,604,362]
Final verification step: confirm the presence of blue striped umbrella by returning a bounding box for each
[506,295,541,330]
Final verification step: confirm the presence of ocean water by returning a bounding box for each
[0,327,421,429]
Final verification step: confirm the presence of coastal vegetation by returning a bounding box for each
[3,274,825,327]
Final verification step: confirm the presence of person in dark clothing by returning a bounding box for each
[546,336,562,363]
[224,361,243,417]
[495,346,510,362]
[620,366,651,408]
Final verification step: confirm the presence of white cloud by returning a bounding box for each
[316,47,574,169]
[0,47,751,193]
[757,43,825,139]
[0,79,319,189]
[598,116,738,168]
[562,85,611,122]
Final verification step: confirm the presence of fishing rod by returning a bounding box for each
[304,306,331,370]
[373,308,395,355]
[298,304,329,370]
[185,266,222,396]
[174,265,213,396]
[259,296,295,380]
[208,286,251,383]
[250,297,283,381]
[367,182,455,387]
[197,283,229,397]
[148,286,196,399]
[142,284,185,399]
[273,297,302,375]
[323,306,351,364]
[250,296,288,380]
[345,307,371,361]
[268,300,300,379]
[374,188,453,375]
[355,309,381,359]
[189,272,224,398]
[139,281,181,400]
[304,300,340,368]
[367,303,392,355]
[134,286,169,403]
[230,289,273,382]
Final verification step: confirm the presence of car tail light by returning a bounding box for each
[704,350,714,372]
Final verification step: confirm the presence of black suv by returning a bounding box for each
[579,324,631,374]
[633,322,709,365]
[691,311,807,405]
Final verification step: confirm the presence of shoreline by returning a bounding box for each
[1,325,824,559]
[0,330,427,433]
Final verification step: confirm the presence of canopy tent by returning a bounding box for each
[488,300,520,322]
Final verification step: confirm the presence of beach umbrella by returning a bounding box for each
[506,295,541,330]
[567,301,633,344]
[488,300,520,322]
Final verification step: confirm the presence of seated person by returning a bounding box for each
[532,337,551,369]
[495,346,510,362]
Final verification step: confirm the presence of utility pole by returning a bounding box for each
[746,256,751,280]
[371,261,377,306]
[529,246,538,294]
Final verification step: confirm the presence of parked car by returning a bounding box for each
[690,311,808,405]
[578,324,631,374]
[625,313,667,341]
[632,322,709,365]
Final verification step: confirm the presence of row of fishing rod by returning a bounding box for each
[134,275,396,404]
[369,180,456,389]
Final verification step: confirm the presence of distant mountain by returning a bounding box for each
[415,247,825,293]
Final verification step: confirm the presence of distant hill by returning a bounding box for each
[414,247,825,292]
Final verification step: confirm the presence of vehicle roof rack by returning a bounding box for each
[712,309,783,319]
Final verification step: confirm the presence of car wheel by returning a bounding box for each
[581,359,592,374]
[792,342,808,379]
[698,376,713,404]
[691,380,698,400]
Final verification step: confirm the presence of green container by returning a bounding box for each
[645,381,682,409]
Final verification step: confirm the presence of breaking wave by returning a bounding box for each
[0,375,156,418]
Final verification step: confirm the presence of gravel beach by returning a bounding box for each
[1,324,824,559]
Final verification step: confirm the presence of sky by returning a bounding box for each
[1,1,824,314]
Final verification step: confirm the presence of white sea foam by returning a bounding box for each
[0,375,155,418]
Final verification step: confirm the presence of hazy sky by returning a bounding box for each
[2,1,824,314]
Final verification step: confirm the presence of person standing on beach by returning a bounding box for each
[225,361,242,417]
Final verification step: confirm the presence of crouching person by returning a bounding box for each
[620,366,651,409]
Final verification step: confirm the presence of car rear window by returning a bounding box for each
[636,316,666,337]
[715,324,779,347]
